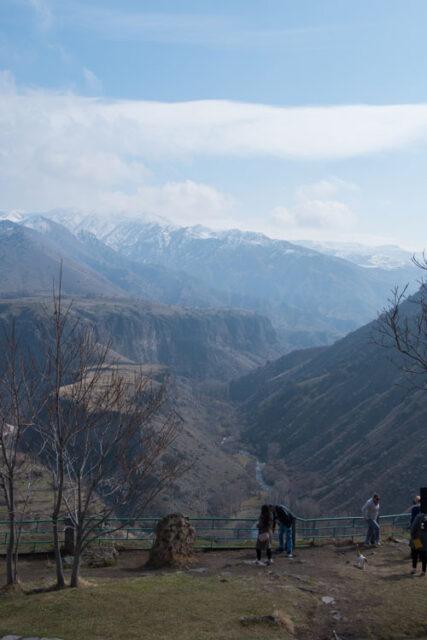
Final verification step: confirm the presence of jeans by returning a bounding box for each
[365,518,380,545]
[278,523,293,554]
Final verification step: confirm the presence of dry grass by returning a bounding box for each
[0,543,426,640]
[0,573,298,640]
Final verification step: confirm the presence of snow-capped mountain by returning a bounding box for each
[1,209,419,350]
[39,210,417,346]
[299,239,414,270]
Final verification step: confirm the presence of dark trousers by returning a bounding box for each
[256,547,272,561]
[411,548,427,572]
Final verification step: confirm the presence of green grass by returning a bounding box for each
[0,574,296,640]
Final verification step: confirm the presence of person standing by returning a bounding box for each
[273,504,295,558]
[362,493,380,546]
[411,495,421,524]
[255,504,274,565]
[410,509,427,576]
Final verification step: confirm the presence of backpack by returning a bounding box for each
[413,514,427,550]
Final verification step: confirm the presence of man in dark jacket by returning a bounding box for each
[273,504,295,557]
[410,495,421,524]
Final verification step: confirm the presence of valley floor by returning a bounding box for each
[0,541,426,640]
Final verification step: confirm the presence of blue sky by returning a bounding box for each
[1,0,427,248]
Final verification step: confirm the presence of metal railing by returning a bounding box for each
[0,512,411,554]
[296,513,410,543]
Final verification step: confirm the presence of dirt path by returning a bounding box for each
[3,540,427,639]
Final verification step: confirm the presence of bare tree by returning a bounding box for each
[61,367,184,588]
[0,324,39,587]
[378,254,427,387]
[35,276,82,589]
[35,272,185,588]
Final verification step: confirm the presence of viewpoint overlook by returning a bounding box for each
[1,2,426,638]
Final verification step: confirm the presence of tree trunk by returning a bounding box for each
[52,515,65,589]
[6,503,16,586]
[70,533,82,588]
[70,553,81,588]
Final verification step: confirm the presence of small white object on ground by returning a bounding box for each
[321,596,336,605]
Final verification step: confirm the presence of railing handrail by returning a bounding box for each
[0,511,410,527]
[0,510,411,553]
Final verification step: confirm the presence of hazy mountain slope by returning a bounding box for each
[17,215,230,308]
[0,220,123,298]
[45,211,417,348]
[230,294,427,514]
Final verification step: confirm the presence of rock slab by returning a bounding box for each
[146,513,196,569]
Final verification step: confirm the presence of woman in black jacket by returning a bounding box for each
[255,504,274,565]
[410,510,427,576]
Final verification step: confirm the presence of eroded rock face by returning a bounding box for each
[147,514,196,569]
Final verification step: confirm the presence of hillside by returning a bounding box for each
[0,212,422,517]
[37,211,418,349]
[230,294,427,514]
[0,216,227,309]
[0,220,123,298]
[0,296,280,516]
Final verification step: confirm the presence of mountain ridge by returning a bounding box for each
[13,209,418,350]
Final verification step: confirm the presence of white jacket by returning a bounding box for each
[362,498,379,520]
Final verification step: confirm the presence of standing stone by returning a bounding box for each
[146,514,196,569]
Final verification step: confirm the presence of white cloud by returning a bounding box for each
[100,181,236,228]
[272,199,356,230]
[3,85,427,163]
[0,69,16,94]
[269,179,358,240]
[2,77,427,230]
[82,68,102,94]
[0,74,237,226]
[294,178,359,201]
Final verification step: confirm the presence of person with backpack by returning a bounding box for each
[272,504,295,558]
[410,506,427,576]
[362,493,380,546]
[410,495,421,524]
[255,504,274,565]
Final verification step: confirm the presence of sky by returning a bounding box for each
[1,1,427,249]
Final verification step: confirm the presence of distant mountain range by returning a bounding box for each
[299,239,414,270]
[0,216,230,307]
[2,210,417,351]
